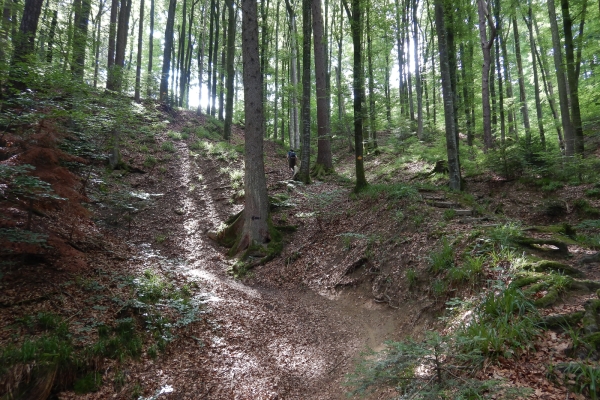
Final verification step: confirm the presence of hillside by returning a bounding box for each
[1,99,600,399]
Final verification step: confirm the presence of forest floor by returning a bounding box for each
[2,104,600,399]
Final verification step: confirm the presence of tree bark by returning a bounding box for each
[146,0,154,97]
[412,0,423,139]
[312,0,333,171]
[237,0,270,252]
[211,1,220,116]
[561,0,585,156]
[106,0,119,89]
[525,2,545,148]
[71,0,91,80]
[45,9,57,63]
[134,0,144,102]
[285,0,300,150]
[434,0,461,191]
[342,0,367,192]
[159,0,177,102]
[8,0,44,91]
[223,0,235,140]
[512,15,531,148]
[477,0,496,151]
[548,0,573,156]
[298,0,312,184]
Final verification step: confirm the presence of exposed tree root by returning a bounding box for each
[513,237,570,255]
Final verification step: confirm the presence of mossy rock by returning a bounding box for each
[524,260,585,278]
[534,288,560,308]
[513,237,570,255]
[582,332,600,350]
[511,275,542,288]
[582,299,600,334]
[540,311,585,329]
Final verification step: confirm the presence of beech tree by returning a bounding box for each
[219,0,271,253]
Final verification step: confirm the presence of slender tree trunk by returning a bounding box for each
[412,0,423,138]
[218,7,226,119]
[260,0,270,136]
[342,0,367,191]
[159,0,177,102]
[46,9,57,62]
[8,0,44,91]
[197,6,206,115]
[146,0,154,96]
[477,0,496,151]
[499,28,516,138]
[548,0,572,155]
[533,18,562,148]
[561,0,585,155]
[71,0,91,79]
[297,0,312,183]
[92,2,104,86]
[106,0,119,89]
[313,0,333,170]
[525,3,545,148]
[285,0,300,150]
[134,0,144,102]
[177,0,187,107]
[273,0,280,141]
[434,0,461,191]
[493,0,505,143]
[109,0,131,92]
[211,1,220,116]
[366,1,376,149]
[206,0,215,114]
[394,0,405,116]
[513,15,531,147]
[460,43,473,146]
[224,0,235,140]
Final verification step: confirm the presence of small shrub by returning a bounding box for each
[585,188,600,199]
[406,268,417,288]
[144,155,157,168]
[429,239,454,273]
[161,141,176,152]
[443,209,456,220]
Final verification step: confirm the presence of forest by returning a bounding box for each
[1,0,600,397]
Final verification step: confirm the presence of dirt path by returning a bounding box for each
[115,133,426,399]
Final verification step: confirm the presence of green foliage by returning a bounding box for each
[161,141,176,152]
[357,183,418,201]
[406,268,417,288]
[457,286,539,358]
[74,372,102,394]
[0,164,65,202]
[448,255,484,284]
[429,239,454,273]
[346,331,530,399]
[574,199,600,217]
[487,223,522,247]
[443,209,456,220]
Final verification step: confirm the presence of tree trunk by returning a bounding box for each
[500,28,516,139]
[477,0,495,151]
[561,0,585,156]
[46,9,57,62]
[71,0,91,80]
[366,2,376,150]
[298,0,312,184]
[8,0,43,91]
[106,0,119,89]
[512,15,531,147]
[412,0,423,139]
[218,7,226,119]
[134,0,144,102]
[177,0,187,107]
[493,0,505,143]
[110,0,132,92]
[525,2,545,148]
[211,1,220,116]
[159,0,177,102]
[342,0,367,192]
[394,0,405,116]
[231,0,270,252]
[206,0,215,114]
[223,0,235,140]
[434,0,461,191]
[273,0,280,141]
[312,0,333,171]
[548,0,573,156]
[197,4,206,115]
[533,18,563,148]
[285,0,300,150]
[147,0,154,97]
